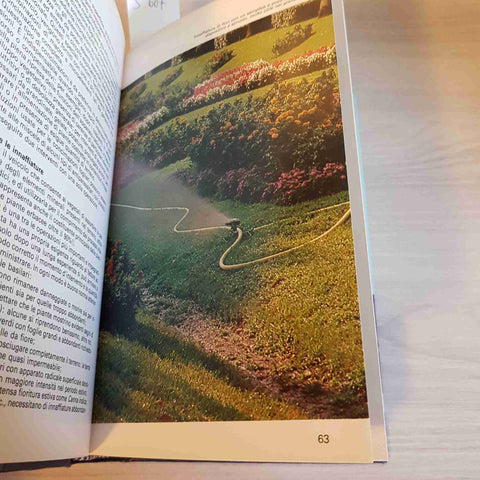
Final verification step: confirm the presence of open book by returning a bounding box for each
[0,0,386,465]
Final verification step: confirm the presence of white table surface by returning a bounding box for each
[5,0,479,478]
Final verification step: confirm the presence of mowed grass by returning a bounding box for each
[123,15,334,106]
[93,312,304,423]
[108,168,363,387]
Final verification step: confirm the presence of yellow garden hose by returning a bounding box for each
[111,202,350,271]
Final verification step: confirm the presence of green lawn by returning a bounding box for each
[93,312,305,423]
[108,166,363,384]
[96,163,367,422]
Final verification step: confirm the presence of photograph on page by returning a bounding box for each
[91,0,385,463]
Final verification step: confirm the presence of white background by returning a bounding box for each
[5,0,479,477]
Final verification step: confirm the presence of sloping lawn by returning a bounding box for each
[93,312,305,423]
[123,15,334,105]
[108,168,363,390]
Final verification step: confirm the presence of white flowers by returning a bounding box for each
[182,45,337,111]
[118,106,170,143]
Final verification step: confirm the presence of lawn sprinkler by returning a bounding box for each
[225,218,241,233]
[111,202,350,270]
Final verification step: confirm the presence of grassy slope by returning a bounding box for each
[96,166,366,422]
[108,168,362,377]
[93,312,304,423]
[123,15,334,106]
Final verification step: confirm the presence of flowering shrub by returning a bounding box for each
[272,23,313,56]
[136,107,171,136]
[269,46,336,81]
[160,66,183,88]
[118,106,171,144]
[183,71,346,203]
[263,163,347,205]
[117,120,141,142]
[121,116,194,168]
[101,241,143,336]
[203,50,233,76]
[119,71,199,129]
[182,59,270,110]
[147,118,195,166]
[188,98,268,174]
[214,34,228,50]
[217,167,271,203]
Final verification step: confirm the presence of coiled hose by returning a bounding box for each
[111,202,350,271]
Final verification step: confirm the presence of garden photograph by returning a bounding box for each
[93,0,369,424]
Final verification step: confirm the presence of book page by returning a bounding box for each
[91,0,386,463]
[0,0,124,464]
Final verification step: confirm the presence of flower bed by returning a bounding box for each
[118,45,336,148]
[181,45,336,111]
[182,72,346,203]
[121,70,346,206]
[117,106,170,143]
[182,59,271,110]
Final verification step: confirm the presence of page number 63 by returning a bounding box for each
[317,434,330,444]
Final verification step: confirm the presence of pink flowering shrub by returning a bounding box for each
[263,164,347,205]
[117,121,141,142]
[217,167,271,203]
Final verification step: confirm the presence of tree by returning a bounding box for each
[318,0,332,17]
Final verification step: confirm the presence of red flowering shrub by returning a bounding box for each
[101,241,142,336]
[203,49,234,76]
[160,66,183,88]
